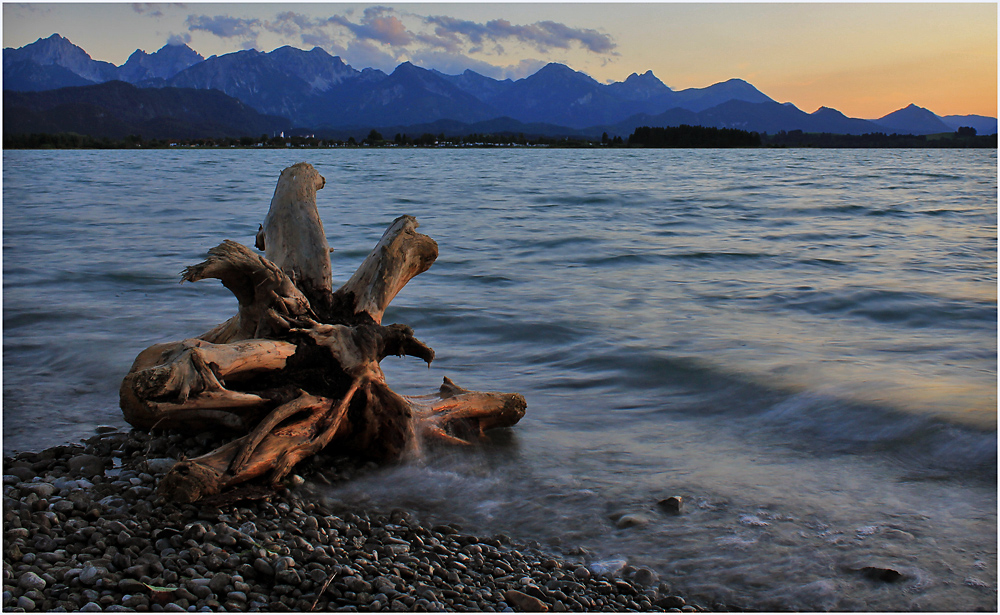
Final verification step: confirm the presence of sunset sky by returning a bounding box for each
[3,3,997,119]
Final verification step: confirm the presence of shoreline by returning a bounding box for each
[2,427,733,613]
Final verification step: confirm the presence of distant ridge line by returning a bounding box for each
[4,33,997,137]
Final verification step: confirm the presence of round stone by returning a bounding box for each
[24,482,59,499]
[615,514,651,529]
[68,455,106,477]
[79,564,108,586]
[252,558,274,577]
[17,596,36,611]
[208,572,231,594]
[633,567,658,586]
[18,571,46,592]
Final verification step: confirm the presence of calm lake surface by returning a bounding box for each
[3,148,996,610]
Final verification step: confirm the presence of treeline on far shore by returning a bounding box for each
[4,125,996,150]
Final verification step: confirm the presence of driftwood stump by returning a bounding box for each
[121,162,526,503]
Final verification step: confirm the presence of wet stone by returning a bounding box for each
[658,496,684,514]
[633,567,658,586]
[68,455,106,478]
[615,513,651,529]
[656,595,687,609]
[6,466,37,482]
[1,430,726,615]
[861,566,905,583]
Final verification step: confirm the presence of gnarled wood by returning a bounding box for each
[332,215,438,324]
[186,240,314,344]
[254,162,332,311]
[158,377,524,503]
[121,162,526,502]
[121,338,297,431]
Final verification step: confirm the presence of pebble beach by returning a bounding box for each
[2,427,726,613]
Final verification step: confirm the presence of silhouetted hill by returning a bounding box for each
[4,81,289,139]
[601,100,885,137]
[485,62,627,127]
[606,70,672,102]
[939,114,998,135]
[670,78,774,112]
[809,107,885,134]
[875,104,953,135]
[432,68,515,102]
[3,59,95,91]
[316,61,496,128]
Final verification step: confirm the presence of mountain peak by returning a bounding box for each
[877,102,952,134]
[4,34,994,137]
[624,69,660,83]
[5,32,119,83]
[536,62,577,76]
[119,41,204,82]
[609,69,671,100]
[813,106,846,117]
[392,61,423,75]
[527,62,598,86]
[881,103,936,118]
[27,33,88,56]
[34,33,76,48]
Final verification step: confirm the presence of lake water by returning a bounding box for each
[3,148,996,610]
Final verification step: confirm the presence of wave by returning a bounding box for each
[531,194,621,206]
[668,250,773,261]
[756,391,997,478]
[764,287,996,330]
[532,344,997,479]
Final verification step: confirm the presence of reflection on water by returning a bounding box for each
[3,149,996,610]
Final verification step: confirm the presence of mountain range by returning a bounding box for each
[4,33,997,139]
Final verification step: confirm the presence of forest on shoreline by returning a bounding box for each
[4,125,996,150]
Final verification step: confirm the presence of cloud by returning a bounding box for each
[131,4,163,18]
[534,20,616,54]
[425,15,616,55]
[266,11,322,39]
[341,39,401,73]
[166,32,192,46]
[301,30,340,51]
[328,7,413,47]
[132,3,189,19]
[176,7,614,77]
[186,14,260,40]
[502,58,551,80]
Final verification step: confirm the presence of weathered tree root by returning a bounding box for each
[120,162,526,503]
